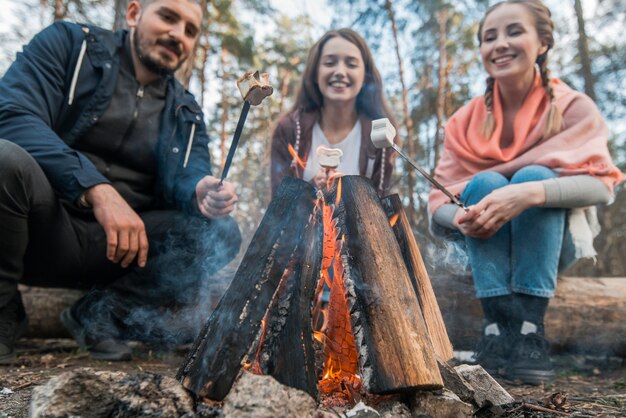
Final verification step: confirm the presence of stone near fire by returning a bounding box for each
[437,359,475,403]
[454,364,514,408]
[409,389,473,418]
[344,401,380,417]
[30,368,194,418]
[222,372,317,418]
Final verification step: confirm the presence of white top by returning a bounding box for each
[303,120,362,182]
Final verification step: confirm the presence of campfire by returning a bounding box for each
[177,175,453,405]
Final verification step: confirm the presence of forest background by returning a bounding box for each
[1,0,624,277]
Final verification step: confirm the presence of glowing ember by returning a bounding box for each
[288,144,307,170]
[335,178,342,206]
[389,213,399,227]
[243,318,267,375]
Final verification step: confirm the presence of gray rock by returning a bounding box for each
[378,400,411,418]
[222,372,317,418]
[437,359,475,403]
[454,364,514,408]
[409,389,473,418]
[29,368,194,418]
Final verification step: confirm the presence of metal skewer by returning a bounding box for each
[370,118,468,211]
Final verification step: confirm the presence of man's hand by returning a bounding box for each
[456,182,545,239]
[195,176,238,219]
[85,184,148,268]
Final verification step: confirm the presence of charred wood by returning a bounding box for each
[177,177,318,400]
[260,207,322,399]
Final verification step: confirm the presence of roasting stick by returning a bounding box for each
[219,70,273,186]
[370,118,468,211]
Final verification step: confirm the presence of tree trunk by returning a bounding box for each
[20,286,83,338]
[279,68,291,114]
[385,0,418,224]
[574,0,596,100]
[198,34,210,108]
[431,275,626,356]
[113,0,130,31]
[219,48,229,170]
[53,0,65,21]
[434,8,448,172]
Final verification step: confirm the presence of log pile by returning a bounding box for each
[177,176,451,401]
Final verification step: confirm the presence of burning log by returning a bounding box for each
[179,175,445,402]
[177,177,318,400]
[252,206,322,398]
[381,195,454,361]
[331,176,443,393]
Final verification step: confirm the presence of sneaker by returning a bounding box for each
[60,308,132,361]
[0,294,28,365]
[507,322,554,385]
[472,323,511,376]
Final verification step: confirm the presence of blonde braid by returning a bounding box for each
[538,54,563,138]
[481,76,496,140]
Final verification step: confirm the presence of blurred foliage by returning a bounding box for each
[1,0,625,274]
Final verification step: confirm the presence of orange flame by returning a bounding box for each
[335,178,342,206]
[288,144,306,170]
[389,213,399,227]
[243,317,267,375]
[315,195,362,400]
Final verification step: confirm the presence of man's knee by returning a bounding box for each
[0,140,39,185]
[0,140,44,207]
[511,165,556,183]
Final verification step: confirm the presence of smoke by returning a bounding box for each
[423,236,470,277]
[76,213,242,349]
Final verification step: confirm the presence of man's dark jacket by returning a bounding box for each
[0,21,210,214]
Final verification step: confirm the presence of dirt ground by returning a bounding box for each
[1,339,625,417]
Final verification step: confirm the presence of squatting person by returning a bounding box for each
[0,0,241,363]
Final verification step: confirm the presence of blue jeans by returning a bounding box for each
[462,165,566,299]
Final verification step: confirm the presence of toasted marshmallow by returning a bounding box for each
[236,70,273,106]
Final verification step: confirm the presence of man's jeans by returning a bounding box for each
[461,165,566,299]
[0,139,241,344]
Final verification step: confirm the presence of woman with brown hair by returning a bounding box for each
[429,0,624,384]
[271,28,397,196]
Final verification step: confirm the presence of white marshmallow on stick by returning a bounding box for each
[316,146,343,169]
[370,118,467,210]
[371,118,397,149]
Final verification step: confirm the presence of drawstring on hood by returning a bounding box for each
[68,27,90,106]
[183,123,196,168]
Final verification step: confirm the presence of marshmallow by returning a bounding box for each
[370,118,396,149]
[236,70,273,106]
[316,146,343,169]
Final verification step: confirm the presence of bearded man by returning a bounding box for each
[0,0,241,363]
